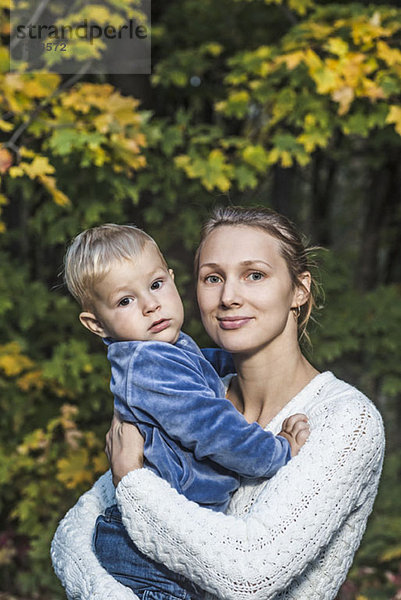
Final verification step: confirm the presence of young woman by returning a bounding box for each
[51,206,385,600]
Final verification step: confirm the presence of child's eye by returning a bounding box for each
[151,279,163,290]
[118,297,133,307]
[204,275,222,284]
[247,272,264,281]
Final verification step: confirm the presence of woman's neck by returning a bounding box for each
[229,343,319,428]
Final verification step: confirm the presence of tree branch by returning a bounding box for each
[10,0,52,50]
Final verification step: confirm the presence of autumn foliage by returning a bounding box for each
[1,0,401,597]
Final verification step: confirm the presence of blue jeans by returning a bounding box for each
[94,505,201,600]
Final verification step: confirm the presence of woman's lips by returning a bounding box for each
[149,319,171,333]
[217,316,253,330]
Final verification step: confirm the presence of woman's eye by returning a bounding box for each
[247,272,264,281]
[151,280,163,290]
[205,275,222,284]
[118,297,133,307]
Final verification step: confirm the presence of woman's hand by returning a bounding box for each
[105,413,145,487]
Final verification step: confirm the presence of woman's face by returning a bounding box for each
[196,225,308,355]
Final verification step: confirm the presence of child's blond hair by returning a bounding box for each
[64,223,166,309]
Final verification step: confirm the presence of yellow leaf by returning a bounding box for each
[288,0,314,16]
[205,42,223,57]
[280,151,293,168]
[351,20,391,47]
[57,448,93,489]
[325,38,349,58]
[18,429,48,454]
[23,74,60,98]
[0,342,34,376]
[312,66,340,94]
[0,46,9,73]
[62,83,113,113]
[76,5,120,27]
[0,354,25,376]
[386,105,401,136]
[276,51,305,71]
[17,369,44,392]
[304,49,323,71]
[38,174,70,206]
[9,165,24,178]
[297,130,328,153]
[362,79,385,101]
[20,147,36,158]
[303,22,333,40]
[267,147,294,168]
[332,86,354,115]
[174,155,191,169]
[106,93,141,125]
[4,73,24,92]
[23,155,55,179]
[377,41,401,67]
[338,53,365,88]
[0,120,13,132]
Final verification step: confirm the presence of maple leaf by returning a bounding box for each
[332,86,354,115]
[386,105,401,136]
[0,147,13,173]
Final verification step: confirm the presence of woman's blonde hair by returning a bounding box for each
[64,223,166,309]
[194,206,321,343]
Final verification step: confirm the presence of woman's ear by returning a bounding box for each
[292,272,311,308]
[79,311,107,338]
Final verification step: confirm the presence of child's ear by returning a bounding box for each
[168,268,175,280]
[79,311,107,338]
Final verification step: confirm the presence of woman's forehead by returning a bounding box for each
[199,225,283,265]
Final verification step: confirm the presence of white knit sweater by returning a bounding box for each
[51,372,385,599]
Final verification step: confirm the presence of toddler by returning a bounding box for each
[63,223,309,599]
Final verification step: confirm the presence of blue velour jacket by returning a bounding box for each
[105,332,290,512]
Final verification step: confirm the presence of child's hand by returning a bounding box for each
[278,413,310,457]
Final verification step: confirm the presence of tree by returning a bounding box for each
[1,0,401,596]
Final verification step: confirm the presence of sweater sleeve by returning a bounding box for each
[115,392,385,599]
[50,470,138,600]
[126,343,290,478]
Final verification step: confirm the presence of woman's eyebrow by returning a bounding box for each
[199,260,273,269]
[240,259,274,269]
[198,262,220,270]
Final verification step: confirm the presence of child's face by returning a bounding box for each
[80,244,184,344]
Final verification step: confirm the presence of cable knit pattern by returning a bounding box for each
[51,471,138,600]
[51,372,385,600]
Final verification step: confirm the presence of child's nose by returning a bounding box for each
[142,294,160,314]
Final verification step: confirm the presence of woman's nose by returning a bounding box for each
[220,280,242,307]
